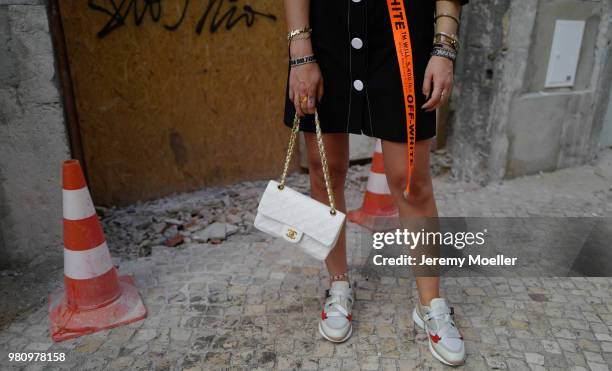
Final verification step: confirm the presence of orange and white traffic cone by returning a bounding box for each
[348,140,399,231]
[49,160,146,342]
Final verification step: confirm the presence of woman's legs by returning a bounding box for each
[382,139,465,364]
[303,132,350,279]
[306,132,353,342]
[381,138,440,305]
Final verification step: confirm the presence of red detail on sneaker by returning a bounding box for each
[321,311,327,320]
[429,333,441,343]
[347,313,352,321]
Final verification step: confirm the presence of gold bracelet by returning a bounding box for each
[433,39,458,50]
[290,32,311,43]
[434,32,460,51]
[435,13,460,26]
[436,31,459,41]
[287,26,312,42]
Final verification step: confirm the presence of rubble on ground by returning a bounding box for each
[100,155,452,261]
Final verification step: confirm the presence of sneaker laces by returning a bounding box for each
[425,306,461,339]
[323,291,353,319]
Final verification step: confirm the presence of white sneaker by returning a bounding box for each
[413,298,465,366]
[319,281,353,343]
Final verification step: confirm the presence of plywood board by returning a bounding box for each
[59,0,291,205]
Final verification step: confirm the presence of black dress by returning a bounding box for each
[284,0,468,143]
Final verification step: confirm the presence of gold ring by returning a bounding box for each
[301,96,308,104]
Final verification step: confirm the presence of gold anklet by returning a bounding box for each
[330,272,349,282]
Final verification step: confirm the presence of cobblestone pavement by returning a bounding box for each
[1,149,611,370]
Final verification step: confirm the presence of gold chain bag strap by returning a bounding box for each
[254,110,346,261]
[279,111,337,214]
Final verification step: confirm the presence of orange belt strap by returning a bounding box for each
[386,0,416,197]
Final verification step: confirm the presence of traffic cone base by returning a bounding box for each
[49,160,146,342]
[49,275,146,342]
[348,208,400,232]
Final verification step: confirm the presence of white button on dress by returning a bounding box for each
[353,80,364,91]
[351,37,363,49]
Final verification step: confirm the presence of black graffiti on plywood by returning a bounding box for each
[88,0,277,39]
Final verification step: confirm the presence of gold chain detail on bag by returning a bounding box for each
[278,111,337,215]
[278,114,299,191]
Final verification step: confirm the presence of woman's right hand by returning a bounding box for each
[289,42,324,116]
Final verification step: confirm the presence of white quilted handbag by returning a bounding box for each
[254,111,346,261]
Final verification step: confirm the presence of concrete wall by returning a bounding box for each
[601,6,612,148]
[603,89,612,147]
[0,1,70,268]
[449,0,612,183]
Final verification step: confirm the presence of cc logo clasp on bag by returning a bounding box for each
[286,228,298,240]
[282,225,303,243]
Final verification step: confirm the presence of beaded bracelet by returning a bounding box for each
[431,47,457,62]
[289,54,317,68]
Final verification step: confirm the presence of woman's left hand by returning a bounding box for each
[422,56,454,112]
